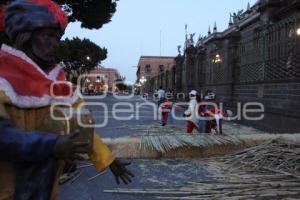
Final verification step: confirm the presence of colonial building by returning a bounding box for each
[144,0,300,133]
[136,56,175,92]
[86,66,120,91]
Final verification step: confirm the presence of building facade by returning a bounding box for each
[143,0,300,133]
[136,56,175,93]
[86,66,120,91]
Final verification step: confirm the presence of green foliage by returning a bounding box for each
[54,0,118,29]
[1,0,118,29]
[115,82,127,91]
[57,37,107,72]
[115,76,132,92]
[1,0,117,46]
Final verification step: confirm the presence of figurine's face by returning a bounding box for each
[29,28,62,66]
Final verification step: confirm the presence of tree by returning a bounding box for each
[54,0,118,29]
[57,37,107,72]
[1,0,117,46]
[115,76,130,92]
[1,0,118,29]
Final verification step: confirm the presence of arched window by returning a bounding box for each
[159,65,164,73]
[145,64,152,73]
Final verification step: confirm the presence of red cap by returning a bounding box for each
[1,0,68,38]
[27,0,68,30]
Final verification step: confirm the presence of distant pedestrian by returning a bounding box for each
[198,97,208,133]
[184,90,199,134]
[198,90,225,134]
[157,86,165,106]
[159,98,173,126]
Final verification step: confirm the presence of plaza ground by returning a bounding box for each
[58,95,282,200]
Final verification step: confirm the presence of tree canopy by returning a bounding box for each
[115,76,133,92]
[57,37,107,72]
[54,0,118,29]
[1,0,118,45]
[1,0,118,29]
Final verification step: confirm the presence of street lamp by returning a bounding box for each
[213,53,222,64]
[297,28,300,36]
[96,77,101,83]
[211,53,222,83]
[140,76,147,84]
[85,78,91,83]
[86,56,91,61]
[139,76,147,96]
[289,28,300,38]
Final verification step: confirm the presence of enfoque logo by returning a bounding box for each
[49,80,265,128]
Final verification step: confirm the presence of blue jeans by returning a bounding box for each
[198,119,207,133]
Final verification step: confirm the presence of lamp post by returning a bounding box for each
[214,53,222,64]
[134,82,142,95]
[140,76,147,84]
[140,76,147,96]
[211,53,222,83]
[286,26,300,73]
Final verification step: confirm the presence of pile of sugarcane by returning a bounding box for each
[222,140,300,178]
[105,139,300,199]
[105,172,300,199]
[130,124,184,134]
[140,134,242,153]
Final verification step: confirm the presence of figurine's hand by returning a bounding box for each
[109,159,134,185]
[53,131,89,160]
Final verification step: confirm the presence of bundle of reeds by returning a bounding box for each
[105,175,300,199]
[221,139,300,178]
[140,134,242,153]
[105,139,300,199]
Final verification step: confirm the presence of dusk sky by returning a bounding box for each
[64,0,257,84]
